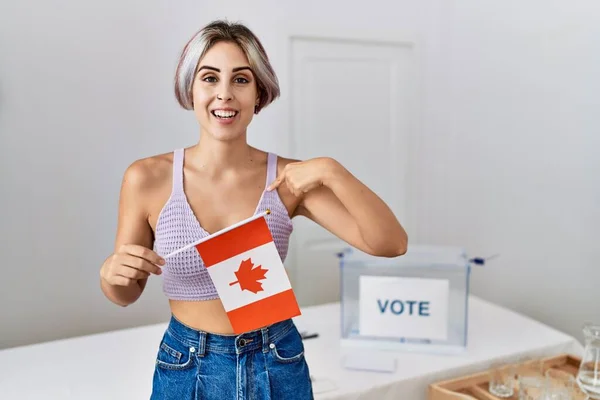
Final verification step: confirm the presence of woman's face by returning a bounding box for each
[192,41,259,141]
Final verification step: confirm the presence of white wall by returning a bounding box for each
[413,0,600,343]
[1,0,598,349]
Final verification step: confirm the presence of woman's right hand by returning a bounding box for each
[100,244,165,287]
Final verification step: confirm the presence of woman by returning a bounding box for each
[99,20,408,400]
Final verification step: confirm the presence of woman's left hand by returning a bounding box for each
[266,157,341,197]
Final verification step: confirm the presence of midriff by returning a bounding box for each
[169,299,237,335]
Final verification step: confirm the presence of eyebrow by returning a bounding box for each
[197,65,252,73]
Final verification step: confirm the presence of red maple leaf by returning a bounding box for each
[229,258,268,294]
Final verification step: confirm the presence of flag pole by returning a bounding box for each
[163,209,271,259]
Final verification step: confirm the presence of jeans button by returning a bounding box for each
[239,338,246,347]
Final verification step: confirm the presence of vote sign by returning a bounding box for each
[358,275,450,341]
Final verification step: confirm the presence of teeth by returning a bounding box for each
[213,110,237,118]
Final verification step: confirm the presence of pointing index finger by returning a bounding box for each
[267,175,283,191]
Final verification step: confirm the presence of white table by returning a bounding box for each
[0,296,583,400]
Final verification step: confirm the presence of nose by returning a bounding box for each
[216,82,233,101]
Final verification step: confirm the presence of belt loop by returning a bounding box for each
[261,326,269,353]
[197,331,207,357]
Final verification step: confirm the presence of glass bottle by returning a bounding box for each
[576,323,600,399]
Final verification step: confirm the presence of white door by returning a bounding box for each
[288,36,417,307]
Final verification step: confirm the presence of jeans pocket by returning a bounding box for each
[155,332,196,371]
[269,326,305,364]
[267,325,313,399]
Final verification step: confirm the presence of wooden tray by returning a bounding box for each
[428,354,583,399]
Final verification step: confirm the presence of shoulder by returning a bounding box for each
[252,147,299,173]
[273,155,301,173]
[121,151,173,193]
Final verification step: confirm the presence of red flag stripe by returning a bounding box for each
[226,289,301,333]
[196,217,273,267]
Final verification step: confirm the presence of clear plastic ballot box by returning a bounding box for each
[338,244,471,354]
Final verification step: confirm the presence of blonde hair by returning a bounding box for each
[174,20,280,114]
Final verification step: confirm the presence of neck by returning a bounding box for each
[188,131,256,172]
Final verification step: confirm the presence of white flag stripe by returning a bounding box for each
[206,242,292,312]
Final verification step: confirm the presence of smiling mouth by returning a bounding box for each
[211,110,239,119]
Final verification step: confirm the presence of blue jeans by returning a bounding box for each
[151,315,314,400]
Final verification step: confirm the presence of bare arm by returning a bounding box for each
[100,161,164,307]
[270,157,408,257]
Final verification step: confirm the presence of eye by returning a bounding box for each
[234,77,250,84]
[202,76,217,83]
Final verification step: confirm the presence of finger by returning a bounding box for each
[267,175,284,191]
[117,266,151,280]
[121,244,165,266]
[108,275,133,287]
[121,254,162,275]
[283,176,304,197]
[291,188,303,198]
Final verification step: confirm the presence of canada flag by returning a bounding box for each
[195,216,301,334]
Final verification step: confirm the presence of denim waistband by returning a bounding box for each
[166,314,295,356]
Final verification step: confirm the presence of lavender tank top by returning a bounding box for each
[153,148,294,301]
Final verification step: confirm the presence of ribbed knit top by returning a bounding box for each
[153,148,293,301]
